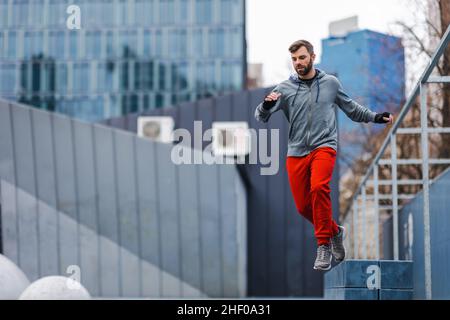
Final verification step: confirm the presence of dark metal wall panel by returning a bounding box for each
[114,131,141,297]
[219,164,240,297]
[11,106,40,280]
[266,104,287,296]
[52,115,80,277]
[0,103,19,263]
[135,138,162,297]
[196,98,215,150]
[155,143,182,297]
[215,95,233,121]
[32,110,60,279]
[176,147,202,297]
[246,88,270,296]
[197,150,223,297]
[93,124,121,296]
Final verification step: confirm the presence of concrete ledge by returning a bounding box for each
[379,289,414,300]
[324,288,378,300]
[324,260,413,300]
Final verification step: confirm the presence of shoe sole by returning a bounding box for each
[313,265,332,271]
[314,254,333,271]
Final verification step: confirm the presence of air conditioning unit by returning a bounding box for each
[212,121,251,156]
[137,116,174,143]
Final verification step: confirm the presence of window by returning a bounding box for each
[86,31,102,59]
[30,0,44,27]
[232,27,243,58]
[178,30,187,57]
[221,61,232,90]
[155,92,164,108]
[56,63,67,95]
[231,0,243,24]
[105,31,114,57]
[0,0,8,27]
[135,0,154,26]
[193,29,204,58]
[48,31,65,59]
[12,0,28,27]
[0,64,17,94]
[155,30,163,57]
[117,0,128,26]
[102,0,115,27]
[205,61,215,92]
[68,31,78,58]
[42,61,56,93]
[172,62,188,91]
[169,30,177,58]
[160,0,174,25]
[97,62,114,93]
[209,28,224,57]
[20,62,28,92]
[220,0,232,24]
[158,62,166,91]
[48,0,65,27]
[137,61,154,90]
[232,62,242,90]
[118,30,137,57]
[7,31,17,59]
[143,30,152,56]
[195,0,212,25]
[24,31,44,59]
[73,62,89,94]
[178,0,189,24]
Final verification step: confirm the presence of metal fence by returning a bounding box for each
[344,25,450,300]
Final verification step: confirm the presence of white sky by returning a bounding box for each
[246,0,418,87]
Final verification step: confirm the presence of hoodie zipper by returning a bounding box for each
[304,88,314,150]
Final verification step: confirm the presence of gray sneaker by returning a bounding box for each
[313,244,332,271]
[331,225,346,262]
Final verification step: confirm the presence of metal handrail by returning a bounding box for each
[346,24,450,210]
[345,24,450,300]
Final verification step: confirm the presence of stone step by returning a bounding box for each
[324,260,413,300]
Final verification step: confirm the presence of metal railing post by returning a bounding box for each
[353,200,358,259]
[420,83,432,300]
[362,186,367,259]
[391,133,399,260]
[373,165,380,260]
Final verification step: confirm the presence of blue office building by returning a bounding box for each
[0,0,246,122]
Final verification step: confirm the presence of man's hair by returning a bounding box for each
[288,40,314,55]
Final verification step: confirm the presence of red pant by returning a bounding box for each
[286,147,339,246]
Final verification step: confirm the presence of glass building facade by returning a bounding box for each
[0,0,246,122]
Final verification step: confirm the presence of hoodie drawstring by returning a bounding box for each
[292,83,301,107]
[315,77,320,103]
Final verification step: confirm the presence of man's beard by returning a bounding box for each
[296,59,313,76]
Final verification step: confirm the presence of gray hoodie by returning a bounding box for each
[254,68,377,157]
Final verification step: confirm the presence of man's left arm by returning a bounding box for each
[335,81,393,124]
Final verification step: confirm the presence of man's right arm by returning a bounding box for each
[254,88,284,123]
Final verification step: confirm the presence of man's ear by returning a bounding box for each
[311,53,316,62]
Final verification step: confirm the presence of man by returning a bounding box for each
[254,40,393,271]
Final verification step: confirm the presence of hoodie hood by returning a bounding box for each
[288,68,325,103]
[288,67,325,84]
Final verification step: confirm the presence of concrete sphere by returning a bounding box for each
[19,276,91,300]
[0,254,30,299]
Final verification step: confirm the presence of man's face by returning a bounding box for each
[291,46,315,76]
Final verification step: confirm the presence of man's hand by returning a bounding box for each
[262,92,282,110]
[374,112,394,124]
